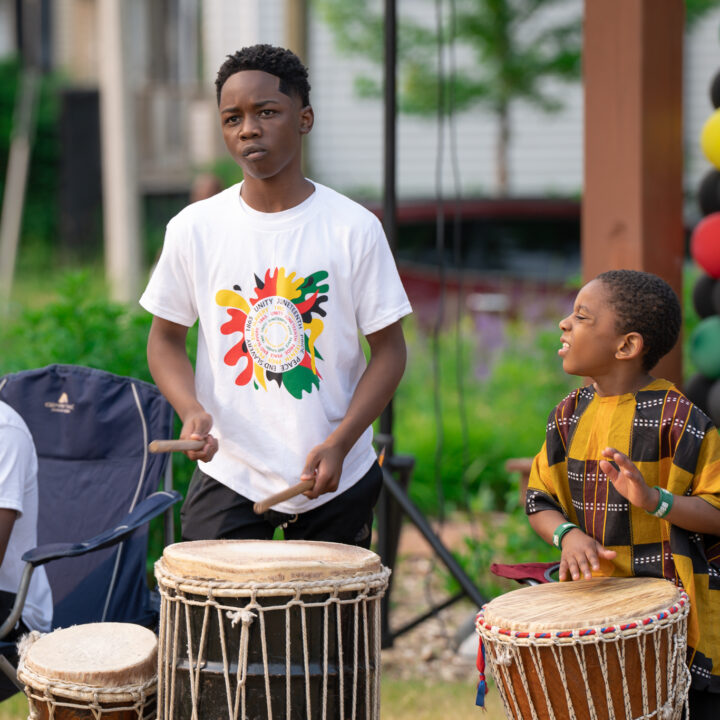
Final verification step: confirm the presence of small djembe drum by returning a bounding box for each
[154,540,390,720]
[475,577,690,720]
[17,622,157,719]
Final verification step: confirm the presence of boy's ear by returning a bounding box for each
[299,106,314,135]
[616,332,644,362]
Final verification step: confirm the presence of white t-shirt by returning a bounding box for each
[141,182,412,512]
[0,402,53,632]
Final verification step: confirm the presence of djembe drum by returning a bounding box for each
[17,622,157,719]
[154,540,390,720]
[475,577,690,720]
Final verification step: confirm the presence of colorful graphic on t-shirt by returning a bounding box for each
[216,268,328,398]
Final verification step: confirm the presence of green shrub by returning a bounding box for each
[0,271,152,379]
[445,488,560,601]
[0,271,197,570]
[394,315,575,514]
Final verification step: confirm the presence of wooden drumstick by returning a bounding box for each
[148,439,206,453]
[253,479,315,515]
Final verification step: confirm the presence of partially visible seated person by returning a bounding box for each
[0,400,52,639]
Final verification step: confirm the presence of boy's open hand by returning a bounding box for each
[560,529,617,581]
[600,447,656,511]
[180,410,218,462]
[300,441,346,499]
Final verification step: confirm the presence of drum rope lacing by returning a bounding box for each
[475,591,691,720]
[17,631,156,719]
[155,563,390,720]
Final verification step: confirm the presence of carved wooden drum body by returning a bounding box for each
[154,540,390,720]
[475,577,690,720]
[17,622,157,719]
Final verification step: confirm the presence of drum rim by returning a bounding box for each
[154,558,391,598]
[17,664,157,704]
[475,588,689,643]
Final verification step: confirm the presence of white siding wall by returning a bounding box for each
[307,0,584,199]
[202,0,288,88]
[202,0,261,88]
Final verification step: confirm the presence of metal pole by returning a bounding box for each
[381,468,486,608]
[380,0,397,439]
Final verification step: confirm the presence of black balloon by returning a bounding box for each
[698,170,720,216]
[693,274,717,318]
[707,379,720,426]
[711,69,720,109]
[685,373,714,415]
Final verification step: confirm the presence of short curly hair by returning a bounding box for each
[596,270,681,371]
[215,44,311,107]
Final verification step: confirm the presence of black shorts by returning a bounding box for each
[180,461,383,549]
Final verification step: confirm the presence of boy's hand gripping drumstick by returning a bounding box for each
[253,448,385,515]
[148,439,206,453]
[253,480,315,515]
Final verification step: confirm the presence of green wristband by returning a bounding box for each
[649,486,674,518]
[553,522,579,548]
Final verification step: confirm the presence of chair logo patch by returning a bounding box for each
[44,392,75,414]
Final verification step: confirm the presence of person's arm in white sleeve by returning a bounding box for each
[300,320,406,498]
[147,316,218,462]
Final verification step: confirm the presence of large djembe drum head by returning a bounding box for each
[155,540,390,720]
[160,539,382,583]
[476,577,690,720]
[17,622,157,719]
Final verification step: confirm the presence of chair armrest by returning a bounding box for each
[490,561,560,585]
[0,490,181,641]
[21,490,182,567]
[0,564,34,640]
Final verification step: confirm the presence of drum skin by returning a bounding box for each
[156,540,388,720]
[476,577,689,720]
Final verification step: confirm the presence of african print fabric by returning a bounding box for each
[526,379,720,692]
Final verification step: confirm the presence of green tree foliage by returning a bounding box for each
[686,0,720,26]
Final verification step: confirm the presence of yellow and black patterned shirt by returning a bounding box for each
[526,378,720,692]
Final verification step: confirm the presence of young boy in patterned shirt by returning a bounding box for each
[526,270,720,719]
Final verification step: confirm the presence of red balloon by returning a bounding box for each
[691,212,720,278]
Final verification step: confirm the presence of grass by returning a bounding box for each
[0,678,506,719]
[0,695,24,719]
[381,677,506,719]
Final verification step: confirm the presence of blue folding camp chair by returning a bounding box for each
[0,364,182,697]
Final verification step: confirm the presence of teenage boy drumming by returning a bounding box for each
[140,45,411,547]
[526,270,720,718]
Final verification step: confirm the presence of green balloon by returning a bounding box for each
[690,316,720,379]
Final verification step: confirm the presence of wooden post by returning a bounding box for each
[284,0,307,61]
[98,0,142,304]
[583,0,684,384]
